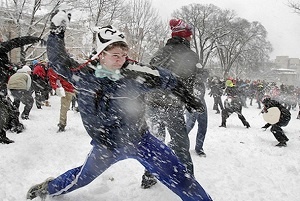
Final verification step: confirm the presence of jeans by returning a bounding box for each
[186,99,207,153]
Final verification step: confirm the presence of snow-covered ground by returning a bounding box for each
[1,94,300,201]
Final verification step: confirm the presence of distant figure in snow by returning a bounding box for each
[261,97,290,147]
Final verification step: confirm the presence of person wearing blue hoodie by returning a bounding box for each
[26,8,212,201]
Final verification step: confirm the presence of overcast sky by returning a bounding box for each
[151,0,300,59]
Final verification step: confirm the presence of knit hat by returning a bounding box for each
[32,60,38,65]
[91,25,127,60]
[169,19,193,38]
[225,80,235,87]
[17,65,32,73]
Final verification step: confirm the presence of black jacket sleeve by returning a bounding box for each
[171,79,205,113]
[0,36,41,53]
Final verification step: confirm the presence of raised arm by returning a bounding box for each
[46,9,80,82]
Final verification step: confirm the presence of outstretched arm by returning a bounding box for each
[121,62,205,113]
[0,36,41,53]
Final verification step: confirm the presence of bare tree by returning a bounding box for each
[288,0,300,13]
[172,4,235,70]
[67,0,126,50]
[119,0,167,62]
[215,18,271,78]
[0,0,59,63]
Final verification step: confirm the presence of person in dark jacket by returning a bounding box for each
[0,96,15,144]
[26,9,212,201]
[219,79,250,128]
[261,97,290,147]
[141,18,199,188]
[208,76,224,114]
[0,36,41,96]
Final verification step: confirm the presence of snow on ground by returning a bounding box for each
[1,94,300,201]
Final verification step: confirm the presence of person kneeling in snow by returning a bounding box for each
[261,97,290,147]
[26,7,212,201]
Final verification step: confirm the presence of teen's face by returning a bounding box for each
[99,47,128,70]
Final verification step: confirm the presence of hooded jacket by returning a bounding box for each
[47,32,205,149]
[7,66,32,91]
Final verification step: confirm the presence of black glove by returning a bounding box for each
[50,9,71,34]
[172,80,205,113]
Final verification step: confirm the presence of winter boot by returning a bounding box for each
[275,141,287,147]
[297,111,300,119]
[57,124,66,132]
[26,177,54,200]
[244,121,250,128]
[141,171,157,189]
[0,136,14,144]
[21,113,29,120]
[11,123,25,134]
[45,100,51,107]
[219,122,226,128]
[196,150,207,157]
[0,130,14,144]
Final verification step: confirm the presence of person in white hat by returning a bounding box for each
[26,7,212,201]
[7,65,34,120]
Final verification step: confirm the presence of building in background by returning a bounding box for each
[274,56,300,86]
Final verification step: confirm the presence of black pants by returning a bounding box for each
[221,97,249,126]
[213,95,224,112]
[271,116,290,142]
[146,105,193,175]
[0,96,20,137]
[34,90,49,108]
[10,89,34,116]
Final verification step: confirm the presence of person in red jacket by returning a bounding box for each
[32,60,51,109]
[48,68,75,132]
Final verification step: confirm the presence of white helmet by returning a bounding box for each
[91,25,127,60]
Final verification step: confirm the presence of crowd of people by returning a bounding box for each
[207,76,300,117]
[0,35,78,144]
[0,6,299,201]
[206,76,295,147]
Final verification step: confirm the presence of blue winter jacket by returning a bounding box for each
[47,32,184,149]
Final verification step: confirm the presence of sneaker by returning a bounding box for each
[0,137,14,144]
[26,177,54,200]
[244,122,250,128]
[11,123,25,134]
[57,124,66,132]
[45,101,51,107]
[141,172,157,189]
[21,114,29,120]
[275,142,287,147]
[219,123,226,128]
[196,150,206,157]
